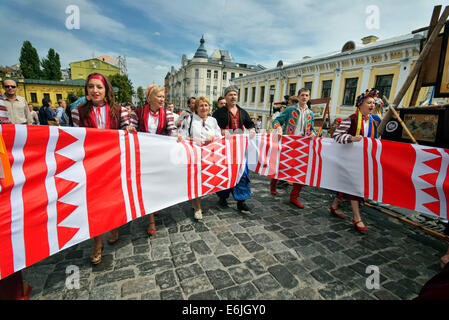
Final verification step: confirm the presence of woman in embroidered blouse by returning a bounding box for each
[178,96,222,220]
[131,85,177,236]
[72,73,134,264]
[331,89,381,232]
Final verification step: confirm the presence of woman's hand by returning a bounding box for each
[126,125,136,133]
[177,134,183,143]
[351,135,363,142]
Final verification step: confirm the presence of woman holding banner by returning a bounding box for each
[178,96,222,220]
[331,88,381,232]
[72,73,133,264]
[130,85,177,236]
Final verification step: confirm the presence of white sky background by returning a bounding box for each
[0,0,445,91]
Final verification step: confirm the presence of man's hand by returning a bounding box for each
[276,126,283,140]
[306,131,316,140]
[177,134,183,143]
[249,128,256,139]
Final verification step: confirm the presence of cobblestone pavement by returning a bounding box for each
[23,173,448,300]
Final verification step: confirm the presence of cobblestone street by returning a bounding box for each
[23,173,448,300]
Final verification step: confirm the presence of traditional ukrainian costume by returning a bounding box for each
[212,87,255,211]
[271,104,317,207]
[332,89,381,202]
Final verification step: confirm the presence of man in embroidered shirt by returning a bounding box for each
[2,79,33,124]
[272,88,316,209]
[213,85,255,213]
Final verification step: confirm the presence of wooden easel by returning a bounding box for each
[378,5,449,144]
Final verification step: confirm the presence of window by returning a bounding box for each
[239,73,243,77]
[194,84,198,94]
[231,72,235,80]
[269,85,275,102]
[321,80,332,98]
[214,70,218,80]
[251,87,256,103]
[343,78,358,105]
[244,88,248,102]
[56,94,63,102]
[207,70,211,79]
[213,86,217,96]
[44,93,50,101]
[195,69,199,79]
[289,83,297,97]
[30,93,37,103]
[304,82,313,96]
[260,86,265,102]
[375,74,394,100]
[223,72,227,80]
[206,85,210,95]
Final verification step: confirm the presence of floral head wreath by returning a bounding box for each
[374,97,385,108]
[355,88,379,107]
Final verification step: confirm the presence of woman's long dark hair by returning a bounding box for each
[80,73,119,122]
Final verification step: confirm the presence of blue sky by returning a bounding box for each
[0,0,444,91]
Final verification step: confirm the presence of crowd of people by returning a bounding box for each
[0,73,448,299]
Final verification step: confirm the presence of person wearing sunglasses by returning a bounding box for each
[2,79,33,124]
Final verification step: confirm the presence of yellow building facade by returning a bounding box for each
[231,33,430,129]
[1,78,85,107]
[70,58,120,80]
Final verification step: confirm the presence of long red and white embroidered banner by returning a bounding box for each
[0,125,247,279]
[1,125,448,280]
[248,134,449,220]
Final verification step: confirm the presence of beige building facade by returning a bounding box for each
[231,33,429,129]
[166,36,265,110]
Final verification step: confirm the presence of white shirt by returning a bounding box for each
[147,110,160,134]
[93,105,107,129]
[294,105,310,136]
[179,113,222,141]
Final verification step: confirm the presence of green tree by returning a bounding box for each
[19,41,41,79]
[41,48,62,81]
[211,100,218,115]
[136,86,145,107]
[109,73,134,104]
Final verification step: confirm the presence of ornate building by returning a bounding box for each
[231,32,429,129]
[165,36,265,110]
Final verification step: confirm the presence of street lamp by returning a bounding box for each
[269,87,275,118]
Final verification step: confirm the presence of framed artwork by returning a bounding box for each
[435,21,449,97]
[309,98,330,120]
[401,113,439,142]
[309,97,331,136]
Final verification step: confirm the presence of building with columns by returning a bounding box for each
[165,36,265,110]
[231,32,428,129]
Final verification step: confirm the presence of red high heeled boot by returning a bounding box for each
[270,178,278,195]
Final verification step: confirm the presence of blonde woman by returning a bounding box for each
[178,96,222,220]
[131,85,177,235]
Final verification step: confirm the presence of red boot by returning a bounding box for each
[270,178,278,195]
[290,183,304,208]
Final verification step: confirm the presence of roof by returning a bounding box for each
[23,78,86,86]
[238,33,424,78]
[193,36,208,59]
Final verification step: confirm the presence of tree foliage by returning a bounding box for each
[109,73,134,104]
[137,86,145,107]
[41,48,62,81]
[19,41,41,79]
